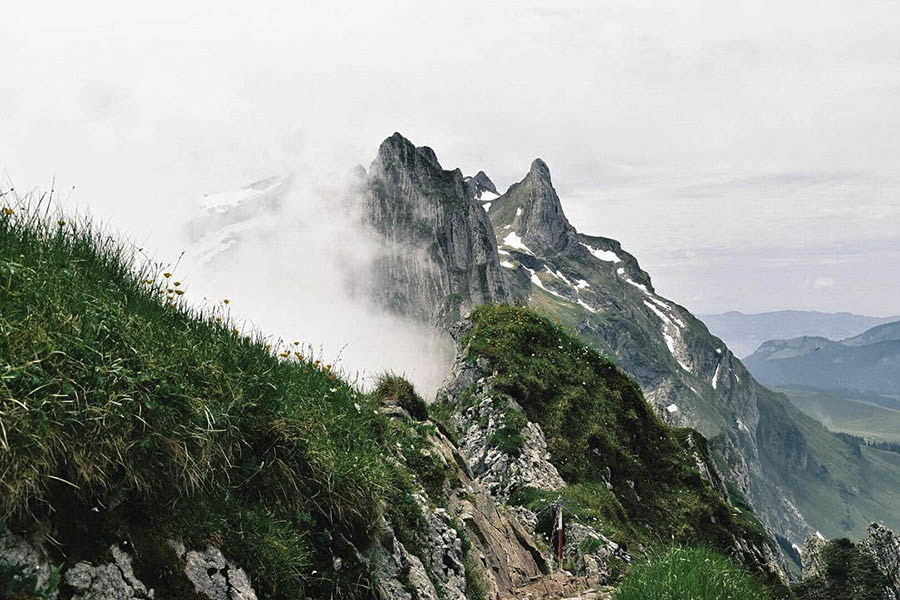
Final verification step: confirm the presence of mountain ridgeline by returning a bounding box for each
[745,320,900,398]
[354,133,900,558]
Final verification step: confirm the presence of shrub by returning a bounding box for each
[613,546,773,600]
[791,538,890,600]
[374,374,428,421]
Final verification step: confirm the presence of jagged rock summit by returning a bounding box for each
[362,133,509,327]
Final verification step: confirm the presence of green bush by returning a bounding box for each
[374,374,429,421]
[791,538,890,600]
[613,546,773,600]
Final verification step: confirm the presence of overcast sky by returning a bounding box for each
[2,0,899,317]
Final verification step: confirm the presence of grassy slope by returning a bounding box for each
[776,387,900,443]
[769,396,900,538]
[0,205,430,598]
[447,304,773,567]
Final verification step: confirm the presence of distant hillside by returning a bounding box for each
[774,386,900,443]
[745,322,900,398]
[700,311,900,358]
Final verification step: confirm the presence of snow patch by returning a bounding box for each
[577,298,597,313]
[712,362,722,390]
[616,267,625,276]
[581,243,621,263]
[502,231,534,255]
[666,403,679,414]
[516,206,523,217]
[624,278,650,294]
[482,202,492,212]
[500,260,516,269]
[525,267,565,299]
[576,279,590,289]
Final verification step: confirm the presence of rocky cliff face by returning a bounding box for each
[360,133,510,327]
[801,524,900,600]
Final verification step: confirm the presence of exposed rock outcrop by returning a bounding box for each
[362,133,509,327]
[65,545,153,600]
[860,523,900,599]
[0,525,261,600]
[801,525,900,600]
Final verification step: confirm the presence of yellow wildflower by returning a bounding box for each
[163,272,172,278]
[175,289,184,296]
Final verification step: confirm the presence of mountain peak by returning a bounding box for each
[491,158,572,252]
[468,170,498,195]
[528,158,551,181]
[373,132,443,172]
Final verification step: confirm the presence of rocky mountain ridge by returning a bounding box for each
[354,133,900,559]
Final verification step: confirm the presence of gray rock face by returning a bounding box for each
[65,545,153,600]
[860,523,900,599]
[169,540,258,600]
[466,170,499,197]
[453,395,566,502]
[0,524,58,598]
[1,524,260,600]
[493,158,573,252]
[372,397,552,600]
[362,133,509,327]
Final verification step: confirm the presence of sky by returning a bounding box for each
[2,0,899,319]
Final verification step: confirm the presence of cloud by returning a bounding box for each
[2,0,898,321]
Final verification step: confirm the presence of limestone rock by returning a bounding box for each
[0,524,58,598]
[169,540,258,600]
[65,545,153,600]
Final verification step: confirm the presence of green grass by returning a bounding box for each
[612,547,774,600]
[0,200,426,598]
[777,386,900,443]
[460,305,775,567]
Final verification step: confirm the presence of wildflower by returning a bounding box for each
[353,402,361,412]
[174,281,181,287]
[175,289,184,296]
[293,341,299,346]
[232,328,239,335]
[57,220,66,226]
[223,298,230,304]
[279,351,290,358]
[2,207,13,216]
[163,272,172,278]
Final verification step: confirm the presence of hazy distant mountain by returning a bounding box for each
[700,310,900,358]
[745,320,900,398]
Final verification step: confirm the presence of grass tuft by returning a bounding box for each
[612,546,773,600]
